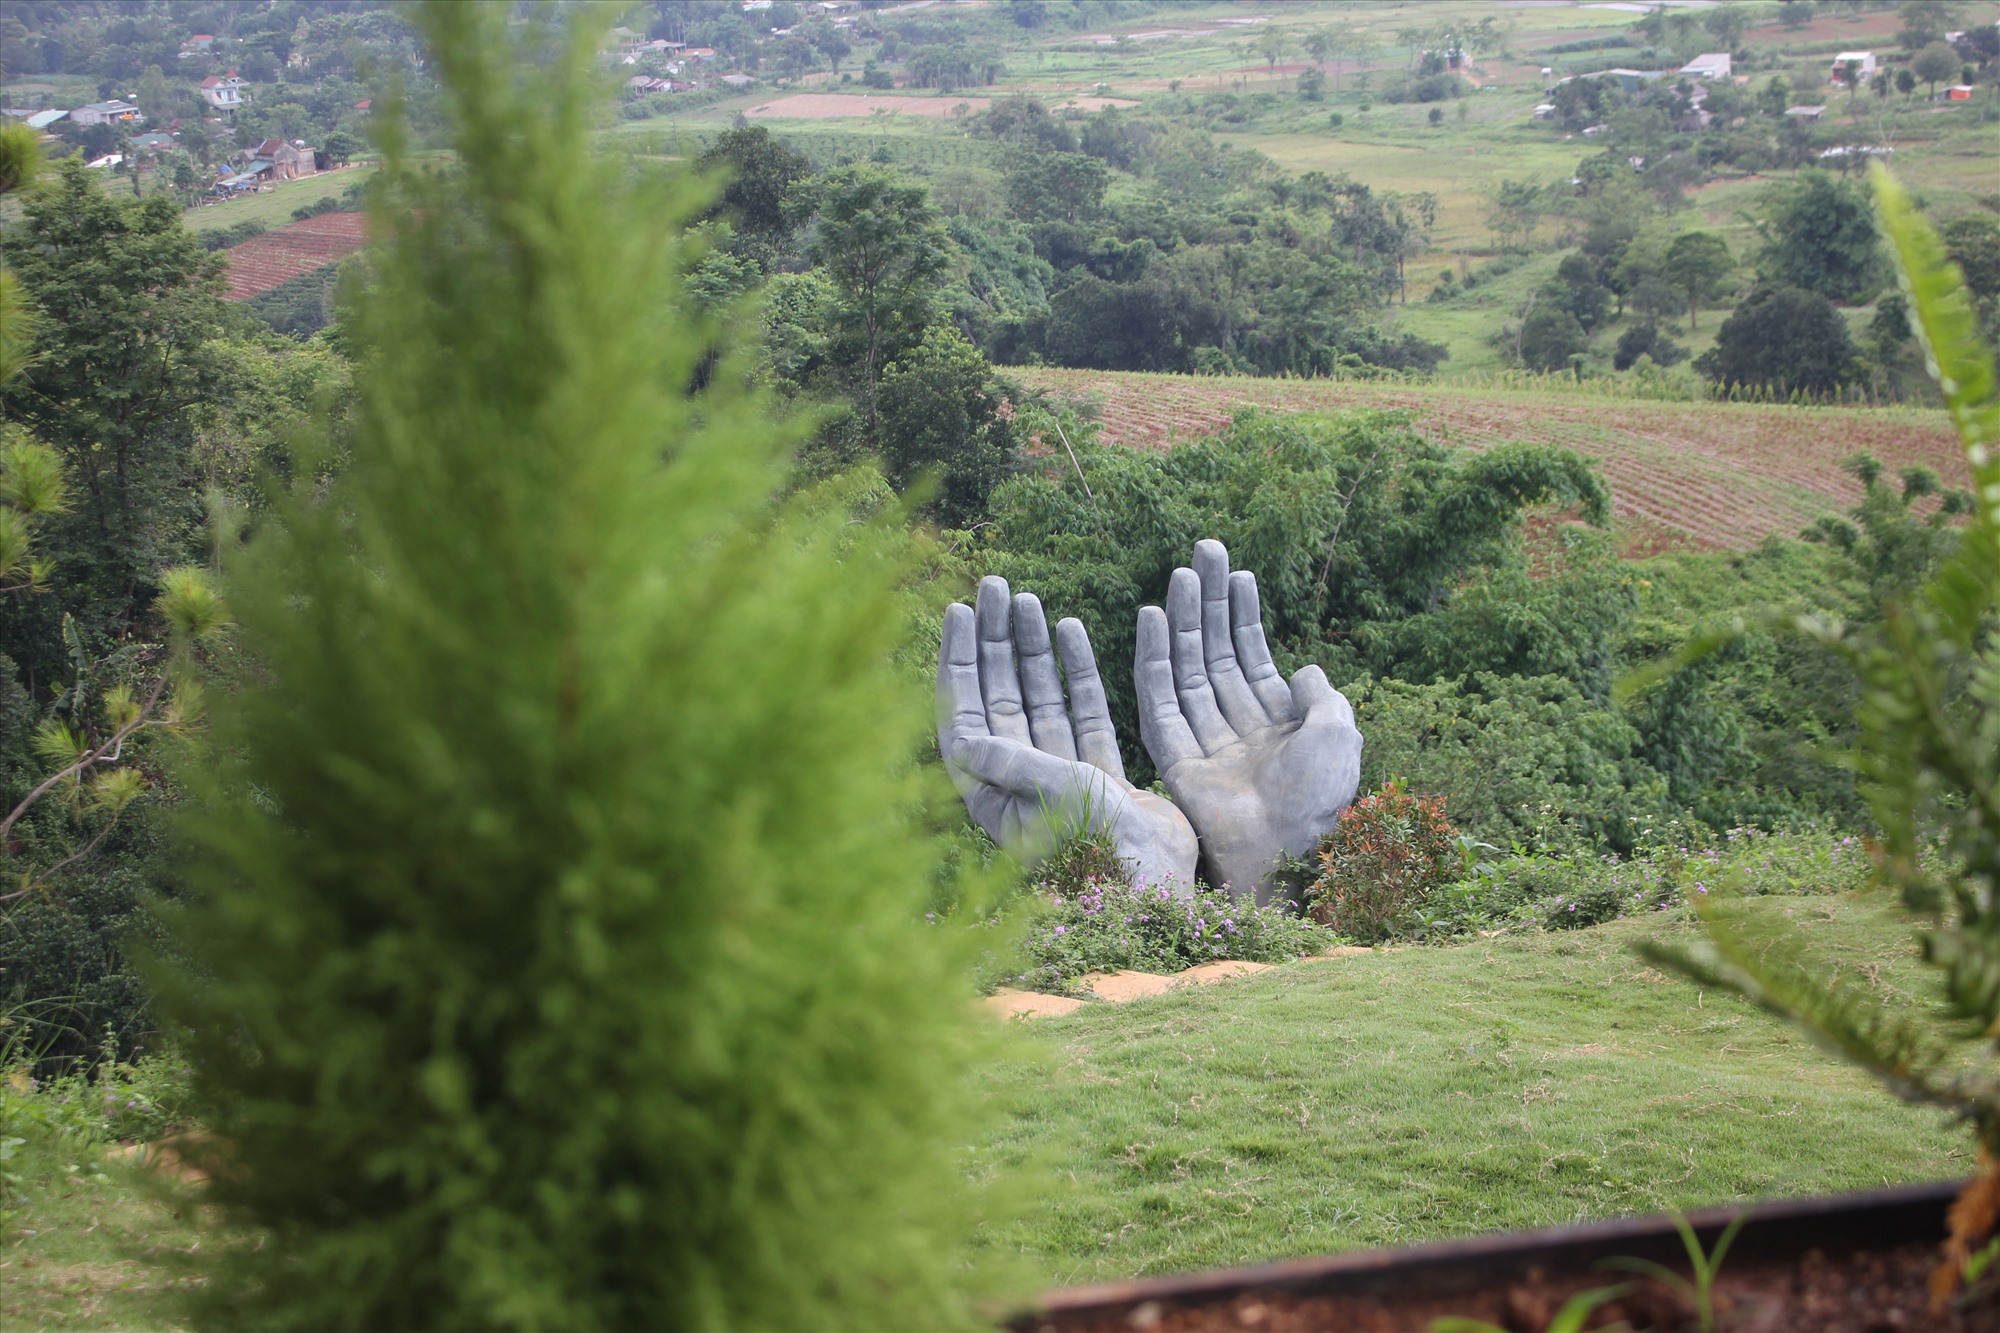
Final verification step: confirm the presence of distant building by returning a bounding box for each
[198,73,249,110]
[1554,68,1667,96]
[1943,85,1975,101]
[624,75,671,96]
[719,73,755,88]
[1784,105,1827,122]
[1680,53,1731,80]
[71,100,143,126]
[1532,104,1556,120]
[1830,52,1877,82]
[248,138,317,181]
[23,109,68,130]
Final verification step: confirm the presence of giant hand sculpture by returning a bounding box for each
[1136,540,1363,906]
[938,576,1199,890]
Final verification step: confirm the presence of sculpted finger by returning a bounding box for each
[975,575,1032,745]
[1166,566,1233,753]
[1231,570,1298,723]
[1195,540,1268,734]
[937,602,989,759]
[1056,617,1125,780]
[1136,605,1203,773]
[1014,593,1078,760]
[952,736,1107,814]
[1289,665,1358,732]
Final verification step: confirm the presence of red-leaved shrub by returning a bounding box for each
[1307,780,1459,942]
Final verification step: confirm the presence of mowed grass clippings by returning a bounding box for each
[976,893,1967,1286]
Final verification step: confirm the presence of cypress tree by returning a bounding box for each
[150,6,999,1328]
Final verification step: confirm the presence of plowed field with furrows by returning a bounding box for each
[220,212,368,300]
[1010,367,1969,555]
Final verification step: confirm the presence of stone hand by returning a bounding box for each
[1136,540,1362,906]
[939,576,1198,891]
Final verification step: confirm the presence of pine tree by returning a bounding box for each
[151,7,1003,1328]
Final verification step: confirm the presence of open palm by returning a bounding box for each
[1136,540,1362,905]
[938,576,1197,891]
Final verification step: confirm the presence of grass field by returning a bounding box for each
[6,895,1959,1328]
[979,893,1965,1287]
[2,1140,203,1333]
[180,164,374,234]
[1009,366,1966,555]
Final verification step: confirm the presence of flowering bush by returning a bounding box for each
[1306,781,1461,942]
[1005,878,1330,995]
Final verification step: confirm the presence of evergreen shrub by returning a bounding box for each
[150,8,1004,1330]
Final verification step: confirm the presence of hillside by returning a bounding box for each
[1010,366,1968,554]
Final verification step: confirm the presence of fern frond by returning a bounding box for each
[1871,166,2000,530]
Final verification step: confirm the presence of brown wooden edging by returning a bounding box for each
[1008,1179,1964,1330]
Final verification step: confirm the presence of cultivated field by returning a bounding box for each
[220,212,368,300]
[738,91,1137,119]
[1011,366,1968,554]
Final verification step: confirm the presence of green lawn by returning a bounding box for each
[180,163,376,233]
[1,1144,202,1332]
[4,893,1966,1325]
[975,893,1967,1288]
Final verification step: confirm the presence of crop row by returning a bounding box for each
[1013,367,1968,554]
[222,213,369,301]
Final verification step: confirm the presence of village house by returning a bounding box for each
[1680,53,1731,81]
[624,75,672,96]
[198,73,249,110]
[248,137,317,181]
[1784,104,1827,122]
[1830,52,1877,82]
[70,100,143,127]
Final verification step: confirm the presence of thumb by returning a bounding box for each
[1288,665,1356,731]
[952,735,1106,808]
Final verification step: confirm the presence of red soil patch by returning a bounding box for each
[1011,367,1969,555]
[221,212,369,301]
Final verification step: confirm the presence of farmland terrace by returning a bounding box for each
[221,212,368,301]
[1010,367,1969,556]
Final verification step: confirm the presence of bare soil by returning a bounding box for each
[221,212,368,300]
[1011,367,1969,554]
